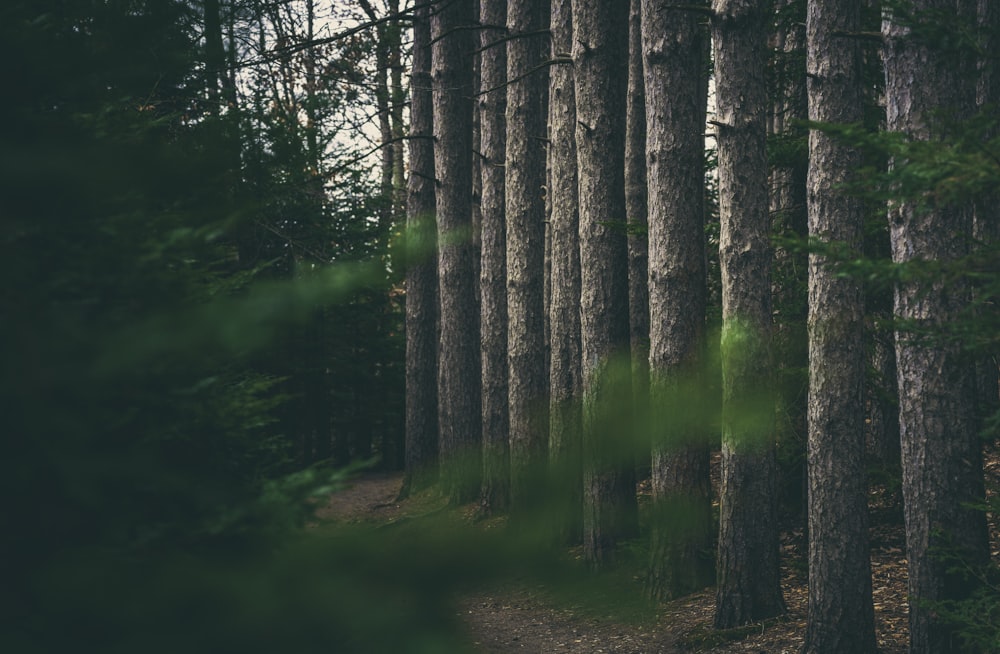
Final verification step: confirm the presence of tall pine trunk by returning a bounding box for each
[642,0,713,601]
[711,0,785,627]
[548,0,583,543]
[432,0,481,504]
[573,0,637,566]
[479,0,509,516]
[506,0,550,518]
[802,0,876,651]
[401,3,438,497]
[883,2,989,651]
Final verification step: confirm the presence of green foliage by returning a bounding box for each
[808,113,1000,215]
[0,2,407,651]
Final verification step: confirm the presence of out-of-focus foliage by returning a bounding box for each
[0,1,406,651]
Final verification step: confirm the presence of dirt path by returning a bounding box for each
[319,472,912,654]
[319,472,683,652]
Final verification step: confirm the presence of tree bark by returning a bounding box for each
[506,0,550,519]
[389,0,405,225]
[626,0,650,481]
[883,2,990,651]
[402,3,438,497]
[548,0,583,544]
[641,0,713,602]
[802,0,877,651]
[573,0,637,566]
[432,0,481,504]
[711,0,786,627]
[479,0,509,516]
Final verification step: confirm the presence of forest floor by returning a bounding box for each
[319,454,1000,654]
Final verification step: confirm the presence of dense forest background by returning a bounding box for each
[3,1,999,653]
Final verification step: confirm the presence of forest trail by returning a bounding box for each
[318,471,914,653]
[319,472,684,653]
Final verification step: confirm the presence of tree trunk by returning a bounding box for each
[642,0,714,601]
[641,0,713,602]
[548,0,583,544]
[505,0,550,519]
[711,0,786,627]
[401,3,438,498]
[883,2,990,651]
[573,0,637,566]
[802,0,877,651]
[389,0,405,224]
[432,0,481,505]
[626,0,650,481]
[479,0,509,516]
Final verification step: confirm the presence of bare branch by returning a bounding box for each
[324,134,435,181]
[476,56,572,97]
[473,28,551,56]
[428,22,505,47]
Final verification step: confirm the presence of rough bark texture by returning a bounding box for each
[883,2,990,651]
[472,0,483,310]
[402,4,438,497]
[548,0,583,543]
[432,0,482,505]
[506,0,550,519]
[369,0,394,241]
[479,0,509,517]
[626,0,650,475]
[573,0,637,566]
[711,0,786,628]
[641,0,713,602]
[802,1,877,651]
[389,0,405,224]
